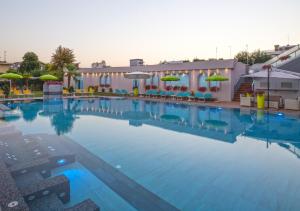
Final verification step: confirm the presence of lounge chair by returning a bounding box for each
[23,89,34,97]
[63,89,72,96]
[81,88,89,96]
[194,92,204,101]
[165,91,175,99]
[151,90,160,98]
[0,89,5,98]
[121,89,128,96]
[13,89,24,98]
[203,93,213,101]
[159,91,167,98]
[284,97,300,110]
[144,90,152,97]
[114,89,121,95]
[75,89,83,96]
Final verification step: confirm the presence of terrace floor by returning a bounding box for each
[1,94,299,116]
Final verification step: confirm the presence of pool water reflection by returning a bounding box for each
[4,98,300,211]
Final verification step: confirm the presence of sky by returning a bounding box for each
[0,0,299,67]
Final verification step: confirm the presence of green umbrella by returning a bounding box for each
[0,73,23,96]
[39,74,58,81]
[161,76,180,81]
[0,73,23,79]
[205,75,229,82]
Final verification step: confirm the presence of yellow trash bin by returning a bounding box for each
[133,87,139,97]
[257,93,265,109]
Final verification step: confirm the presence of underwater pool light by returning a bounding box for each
[277,112,284,116]
[217,107,223,110]
[57,159,67,165]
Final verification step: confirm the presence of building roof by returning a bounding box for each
[79,59,239,73]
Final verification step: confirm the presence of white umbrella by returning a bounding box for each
[124,72,152,79]
[244,69,300,80]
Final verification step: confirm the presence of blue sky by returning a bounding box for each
[0,0,299,67]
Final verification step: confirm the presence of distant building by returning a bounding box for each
[92,61,107,68]
[0,61,11,73]
[263,44,296,58]
[130,59,144,66]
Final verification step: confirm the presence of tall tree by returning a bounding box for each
[51,45,75,79]
[19,52,40,74]
[235,51,251,65]
[235,50,272,65]
[65,63,80,88]
[251,50,272,64]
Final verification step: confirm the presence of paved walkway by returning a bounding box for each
[0,95,299,116]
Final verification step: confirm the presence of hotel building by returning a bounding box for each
[65,59,247,102]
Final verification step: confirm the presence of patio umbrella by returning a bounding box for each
[205,75,229,81]
[124,72,152,79]
[0,73,23,94]
[124,72,152,96]
[243,68,300,108]
[161,76,180,81]
[39,74,58,81]
[0,73,23,80]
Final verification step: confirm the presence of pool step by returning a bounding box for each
[28,193,65,211]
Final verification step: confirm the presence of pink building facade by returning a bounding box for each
[65,59,247,102]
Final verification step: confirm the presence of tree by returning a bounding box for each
[19,52,40,75]
[51,46,75,80]
[65,64,80,89]
[235,50,272,65]
[251,50,272,64]
[235,51,251,65]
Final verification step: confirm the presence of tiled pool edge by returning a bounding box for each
[53,134,179,211]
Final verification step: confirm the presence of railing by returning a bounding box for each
[233,75,247,94]
[264,44,300,68]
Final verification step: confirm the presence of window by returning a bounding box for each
[281,82,293,89]
[260,82,268,88]
[145,75,159,89]
[198,74,208,88]
[106,75,111,85]
[100,75,106,86]
[100,75,111,87]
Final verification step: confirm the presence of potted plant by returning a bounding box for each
[166,85,172,91]
[180,86,188,91]
[209,86,219,92]
[173,86,179,91]
[198,87,207,92]
[279,55,290,61]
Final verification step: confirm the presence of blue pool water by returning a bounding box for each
[4,98,300,211]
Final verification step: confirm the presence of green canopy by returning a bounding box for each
[39,74,58,81]
[0,73,23,79]
[206,75,229,82]
[161,76,180,81]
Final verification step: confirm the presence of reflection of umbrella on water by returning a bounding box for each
[204,120,228,129]
[123,111,150,120]
[123,111,150,127]
[3,113,21,122]
[160,114,181,122]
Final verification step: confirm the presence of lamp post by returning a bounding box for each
[263,64,272,109]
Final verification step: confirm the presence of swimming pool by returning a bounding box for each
[4,98,300,211]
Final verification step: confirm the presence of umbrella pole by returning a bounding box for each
[10,80,12,97]
[267,67,270,109]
